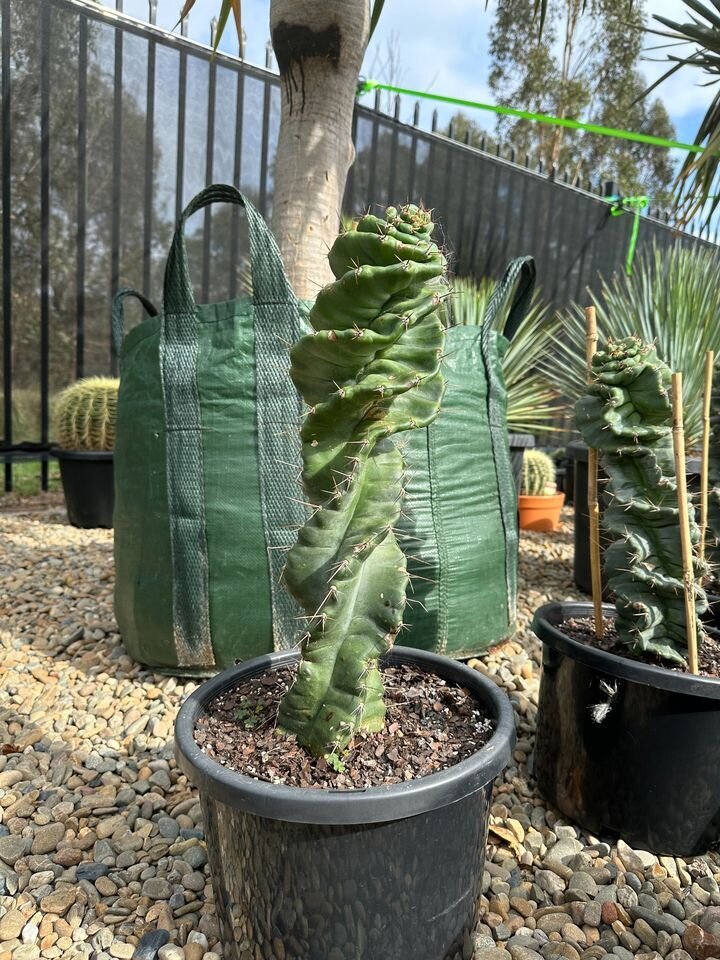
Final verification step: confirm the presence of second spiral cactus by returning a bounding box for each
[54,378,119,452]
[522,450,556,496]
[576,336,707,663]
[277,204,447,758]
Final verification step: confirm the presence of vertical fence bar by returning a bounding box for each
[406,102,419,203]
[110,23,123,375]
[142,26,156,298]
[366,95,380,210]
[202,55,217,300]
[228,66,244,298]
[175,42,187,224]
[386,96,400,204]
[40,1,50,490]
[258,75,271,216]
[1,0,12,491]
[76,14,87,379]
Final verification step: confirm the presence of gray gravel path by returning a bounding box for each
[0,505,718,960]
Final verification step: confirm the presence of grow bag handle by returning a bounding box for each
[482,256,536,342]
[111,288,159,363]
[162,183,294,317]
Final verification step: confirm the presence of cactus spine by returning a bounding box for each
[522,449,555,496]
[576,336,707,664]
[54,378,119,452]
[277,204,447,758]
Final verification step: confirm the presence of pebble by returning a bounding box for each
[2,508,720,960]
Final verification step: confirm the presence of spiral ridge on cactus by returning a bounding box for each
[522,449,555,496]
[54,377,119,452]
[576,336,707,663]
[277,204,447,757]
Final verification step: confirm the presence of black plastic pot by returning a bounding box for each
[53,448,114,529]
[569,442,702,597]
[508,433,535,496]
[533,601,720,855]
[175,646,515,960]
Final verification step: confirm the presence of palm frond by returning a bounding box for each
[653,0,720,227]
[548,241,720,447]
[449,276,565,436]
[178,0,242,52]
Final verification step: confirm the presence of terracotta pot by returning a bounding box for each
[518,492,565,532]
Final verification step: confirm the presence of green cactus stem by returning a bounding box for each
[522,449,555,496]
[707,356,720,568]
[277,204,447,758]
[576,336,707,664]
[53,377,119,452]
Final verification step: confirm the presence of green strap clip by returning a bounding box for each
[608,195,649,276]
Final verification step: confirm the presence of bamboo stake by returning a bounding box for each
[699,350,714,564]
[585,306,603,640]
[672,371,699,675]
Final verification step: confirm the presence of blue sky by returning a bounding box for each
[117,0,713,180]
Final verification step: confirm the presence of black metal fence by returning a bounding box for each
[2,0,718,490]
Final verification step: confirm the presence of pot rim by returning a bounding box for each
[533,601,720,700]
[174,645,516,825]
[518,492,566,506]
[51,446,113,461]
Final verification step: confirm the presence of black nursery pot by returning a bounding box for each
[533,601,720,856]
[53,448,114,529]
[175,646,515,960]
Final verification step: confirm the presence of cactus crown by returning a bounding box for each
[53,377,119,452]
[522,449,556,496]
[576,335,707,664]
[277,202,447,758]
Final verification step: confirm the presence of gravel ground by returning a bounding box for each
[1,503,719,960]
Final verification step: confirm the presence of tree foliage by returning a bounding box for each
[487,0,677,204]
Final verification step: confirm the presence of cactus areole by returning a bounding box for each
[576,336,708,664]
[276,204,447,757]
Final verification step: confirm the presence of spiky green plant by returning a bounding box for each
[576,335,707,664]
[276,204,447,758]
[522,449,556,496]
[450,276,562,435]
[53,378,119,452]
[651,0,720,228]
[550,242,720,447]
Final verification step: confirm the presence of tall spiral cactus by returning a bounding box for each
[54,378,119,452]
[522,450,556,496]
[277,204,447,757]
[576,336,707,664]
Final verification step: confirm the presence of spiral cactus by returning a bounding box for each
[522,449,555,496]
[277,204,447,757]
[54,378,119,452]
[576,336,707,664]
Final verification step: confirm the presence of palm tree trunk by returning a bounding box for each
[269,0,370,298]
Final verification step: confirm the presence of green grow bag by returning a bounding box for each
[400,258,534,656]
[113,185,308,674]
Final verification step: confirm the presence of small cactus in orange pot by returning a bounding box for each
[518,449,565,532]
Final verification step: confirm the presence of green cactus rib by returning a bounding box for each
[707,356,720,567]
[576,336,707,663]
[277,204,447,757]
[522,449,555,496]
[54,377,119,452]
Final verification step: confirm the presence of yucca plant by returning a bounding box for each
[548,242,720,447]
[651,0,720,228]
[450,276,563,435]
